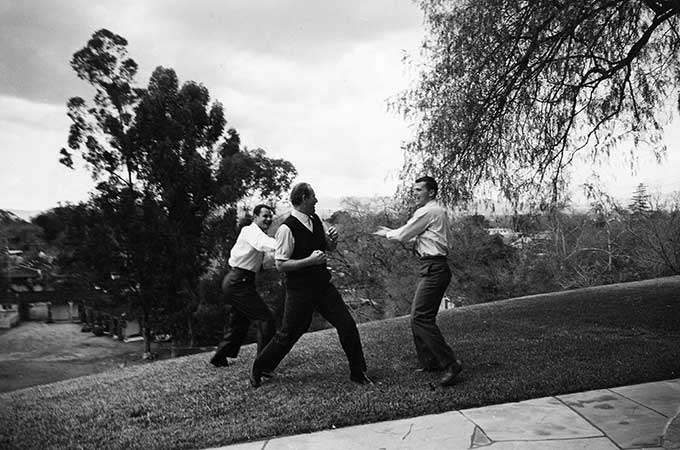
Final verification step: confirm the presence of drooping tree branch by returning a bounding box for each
[399,0,680,208]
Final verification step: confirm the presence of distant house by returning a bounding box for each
[7,265,43,292]
[510,235,533,249]
[509,230,554,249]
[439,295,465,311]
[485,227,518,243]
[0,303,20,328]
[533,231,553,241]
[7,249,24,258]
[2,247,52,292]
[439,296,454,311]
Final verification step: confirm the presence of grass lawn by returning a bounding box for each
[1,276,679,450]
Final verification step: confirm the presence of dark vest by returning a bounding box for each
[283,213,331,289]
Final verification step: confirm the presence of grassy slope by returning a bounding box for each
[1,276,679,450]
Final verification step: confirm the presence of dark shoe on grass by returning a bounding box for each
[350,371,374,385]
[414,365,444,373]
[249,370,262,388]
[440,360,463,387]
[209,356,229,368]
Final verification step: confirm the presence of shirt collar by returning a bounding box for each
[291,208,312,225]
[417,199,438,211]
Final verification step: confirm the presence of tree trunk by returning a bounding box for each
[142,303,153,359]
[188,313,195,348]
[606,223,612,272]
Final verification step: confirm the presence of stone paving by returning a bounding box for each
[205,378,680,450]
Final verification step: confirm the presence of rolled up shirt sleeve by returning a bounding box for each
[275,224,295,261]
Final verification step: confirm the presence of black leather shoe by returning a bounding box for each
[350,372,373,385]
[209,356,229,368]
[249,370,262,388]
[414,365,444,373]
[440,360,463,387]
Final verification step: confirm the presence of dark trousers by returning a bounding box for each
[411,257,457,369]
[213,268,275,362]
[253,282,367,376]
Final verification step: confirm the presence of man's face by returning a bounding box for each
[254,208,273,231]
[300,187,318,215]
[413,181,433,208]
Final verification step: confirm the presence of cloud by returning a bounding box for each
[0,0,422,106]
[0,97,94,210]
[1,0,426,211]
[2,0,677,216]
[0,0,106,104]
[0,10,422,209]
[148,0,420,58]
[206,30,420,198]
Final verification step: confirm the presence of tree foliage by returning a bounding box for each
[60,29,142,185]
[58,29,297,353]
[328,192,680,315]
[327,198,523,314]
[328,198,418,319]
[629,183,651,213]
[399,0,680,206]
[0,214,44,255]
[216,137,297,204]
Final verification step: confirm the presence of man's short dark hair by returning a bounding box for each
[253,204,273,216]
[289,183,313,206]
[415,176,438,196]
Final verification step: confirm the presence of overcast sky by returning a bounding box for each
[1,0,679,214]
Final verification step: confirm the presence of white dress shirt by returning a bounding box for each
[275,209,314,261]
[385,200,451,257]
[228,222,277,272]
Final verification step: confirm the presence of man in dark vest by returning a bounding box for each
[249,182,371,387]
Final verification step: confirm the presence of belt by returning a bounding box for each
[230,267,256,277]
[419,255,447,261]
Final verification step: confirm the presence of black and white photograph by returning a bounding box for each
[1,1,679,449]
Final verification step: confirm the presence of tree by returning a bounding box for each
[327,197,417,319]
[629,183,651,213]
[449,215,520,301]
[399,0,680,206]
[130,66,227,349]
[0,258,7,300]
[59,29,142,186]
[622,193,680,275]
[59,29,161,356]
[0,211,45,259]
[60,29,296,356]
[32,209,66,244]
[0,217,10,299]
[133,66,296,348]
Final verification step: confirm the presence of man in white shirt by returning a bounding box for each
[210,204,278,368]
[249,182,371,387]
[374,176,463,387]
